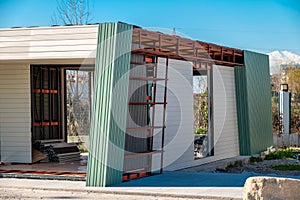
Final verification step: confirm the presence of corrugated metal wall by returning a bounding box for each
[235,50,273,155]
[234,66,251,155]
[86,22,133,187]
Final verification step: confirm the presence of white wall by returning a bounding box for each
[0,25,98,61]
[0,25,99,163]
[153,64,240,171]
[0,64,31,163]
[212,65,240,159]
[152,58,194,172]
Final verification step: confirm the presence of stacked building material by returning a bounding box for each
[35,140,81,162]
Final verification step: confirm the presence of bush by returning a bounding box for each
[265,149,299,160]
[249,156,263,163]
[271,164,300,171]
[195,126,207,135]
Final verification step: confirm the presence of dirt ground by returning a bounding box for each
[222,158,300,176]
[181,156,300,177]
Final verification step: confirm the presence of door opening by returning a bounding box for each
[193,68,214,159]
[65,69,93,153]
[31,65,93,163]
[31,66,61,142]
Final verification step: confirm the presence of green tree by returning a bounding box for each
[270,72,280,133]
[194,89,208,135]
[270,64,300,134]
[286,66,300,133]
[286,65,300,95]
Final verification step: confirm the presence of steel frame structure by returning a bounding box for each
[132,27,244,68]
[122,27,244,180]
[123,54,168,180]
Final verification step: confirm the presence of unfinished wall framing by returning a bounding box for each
[31,66,62,142]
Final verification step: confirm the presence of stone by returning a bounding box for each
[244,177,300,200]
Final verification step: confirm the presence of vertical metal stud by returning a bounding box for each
[40,67,44,140]
[160,57,169,174]
[57,68,61,139]
[48,67,52,139]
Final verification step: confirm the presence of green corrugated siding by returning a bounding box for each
[235,51,273,155]
[234,66,251,155]
[86,22,133,187]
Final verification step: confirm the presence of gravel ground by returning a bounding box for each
[222,158,300,176]
[181,156,300,176]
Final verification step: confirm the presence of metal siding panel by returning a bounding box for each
[86,23,132,187]
[244,51,273,154]
[213,65,240,159]
[234,66,251,155]
[155,59,194,171]
[0,25,98,61]
[235,51,273,155]
[0,64,32,163]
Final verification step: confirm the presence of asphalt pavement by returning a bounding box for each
[1,171,300,199]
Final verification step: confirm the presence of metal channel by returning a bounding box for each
[57,68,61,139]
[40,67,44,140]
[149,56,158,172]
[30,66,35,142]
[160,57,169,174]
[48,67,52,139]
[208,67,214,156]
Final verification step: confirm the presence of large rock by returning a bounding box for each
[244,177,300,200]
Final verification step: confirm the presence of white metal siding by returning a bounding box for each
[152,58,194,172]
[212,65,239,159]
[0,64,31,163]
[161,65,240,171]
[0,25,98,163]
[0,25,98,61]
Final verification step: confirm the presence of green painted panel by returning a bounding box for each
[86,22,133,187]
[235,51,273,155]
[234,66,251,155]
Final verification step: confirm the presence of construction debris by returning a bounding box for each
[32,149,47,163]
[34,140,81,163]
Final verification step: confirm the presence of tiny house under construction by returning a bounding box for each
[0,22,273,186]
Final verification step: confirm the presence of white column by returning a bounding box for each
[279,91,290,146]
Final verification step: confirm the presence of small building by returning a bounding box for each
[0,22,273,187]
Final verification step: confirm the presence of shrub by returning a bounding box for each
[265,149,299,160]
[249,156,263,163]
[271,164,300,171]
[195,126,207,135]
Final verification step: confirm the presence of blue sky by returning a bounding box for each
[0,0,299,54]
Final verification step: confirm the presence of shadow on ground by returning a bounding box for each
[115,172,300,187]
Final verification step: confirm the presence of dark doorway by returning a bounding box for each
[31,66,62,141]
[30,65,93,163]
